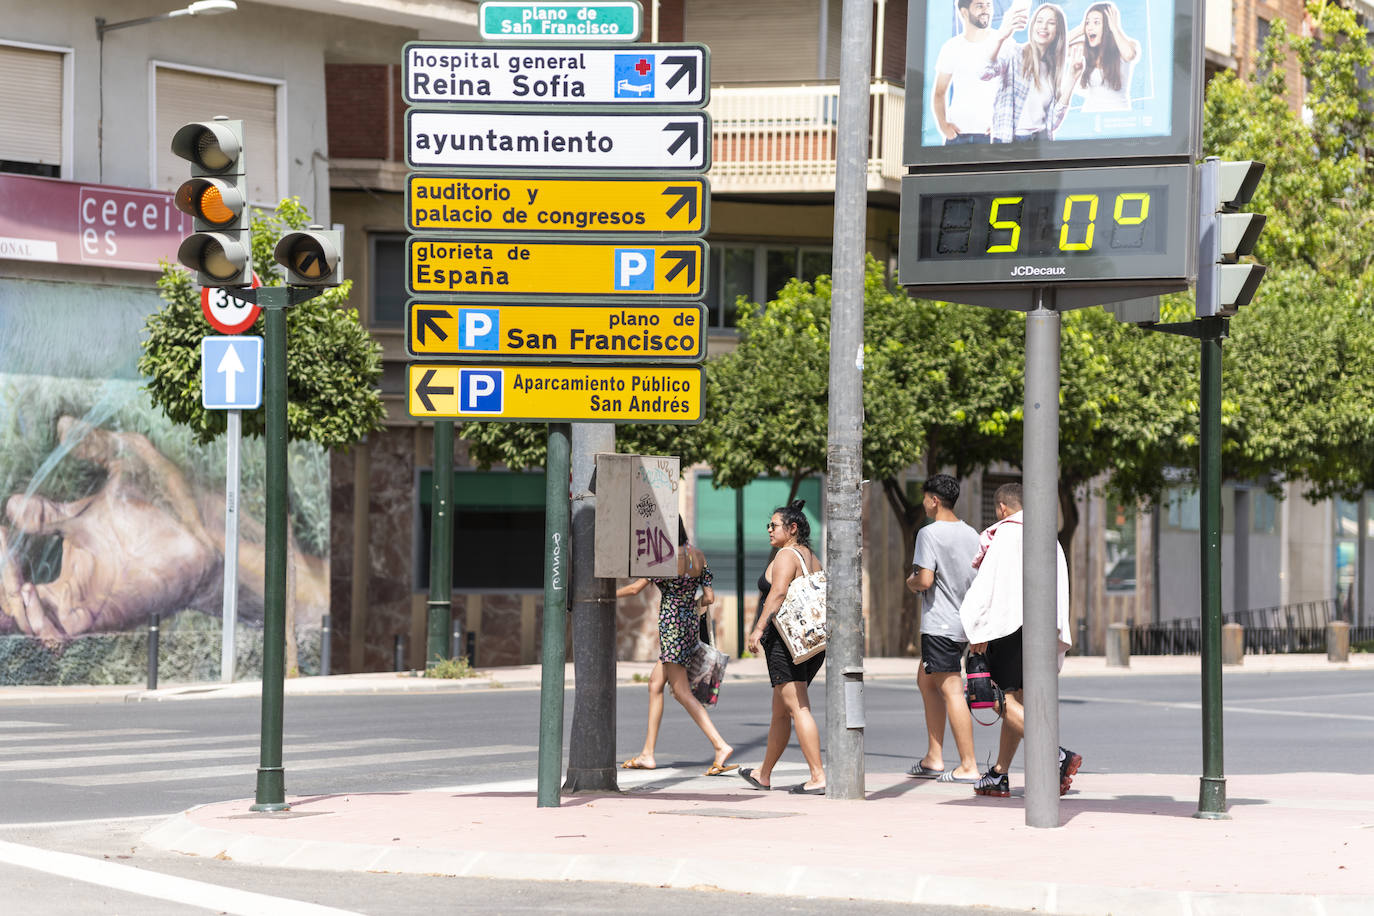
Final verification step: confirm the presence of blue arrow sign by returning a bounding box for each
[202,336,263,410]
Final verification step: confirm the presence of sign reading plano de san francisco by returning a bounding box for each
[407,110,709,172]
[408,363,704,423]
[404,43,708,107]
[407,301,706,362]
[407,175,707,235]
[408,238,706,298]
[478,1,641,42]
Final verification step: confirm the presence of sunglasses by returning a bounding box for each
[766,521,785,532]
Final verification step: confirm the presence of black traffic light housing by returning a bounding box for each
[172,117,252,287]
[274,226,343,287]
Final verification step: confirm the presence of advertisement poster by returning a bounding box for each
[907,0,1194,165]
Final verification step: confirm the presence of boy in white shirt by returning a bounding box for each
[959,483,1082,797]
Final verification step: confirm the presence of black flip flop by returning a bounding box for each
[789,783,826,795]
[738,767,771,791]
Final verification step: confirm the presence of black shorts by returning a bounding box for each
[921,634,967,674]
[761,623,825,687]
[985,627,1023,692]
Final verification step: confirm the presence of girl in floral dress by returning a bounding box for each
[616,522,734,775]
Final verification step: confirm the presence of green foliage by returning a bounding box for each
[423,655,478,678]
[1202,2,1374,497]
[138,198,385,450]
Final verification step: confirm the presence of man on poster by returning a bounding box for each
[931,0,1003,144]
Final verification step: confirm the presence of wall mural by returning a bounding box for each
[0,374,329,685]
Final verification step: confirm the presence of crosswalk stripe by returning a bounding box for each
[0,737,406,773]
[24,744,536,787]
[0,720,58,729]
[1,728,176,743]
[0,733,260,758]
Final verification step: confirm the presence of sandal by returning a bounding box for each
[705,763,739,776]
[621,757,655,770]
[738,767,770,791]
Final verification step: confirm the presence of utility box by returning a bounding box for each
[593,453,680,579]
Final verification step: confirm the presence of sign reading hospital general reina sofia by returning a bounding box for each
[408,238,705,297]
[404,43,707,106]
[407,301,706,362]
[407,364,703,423]
[406,110,709,172]
[406,176,707,235]
[904,0,1200,169]
[479,2,642,41]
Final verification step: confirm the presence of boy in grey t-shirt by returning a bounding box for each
[905,474,982,782]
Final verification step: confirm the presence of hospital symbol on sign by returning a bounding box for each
[614,54,654,99]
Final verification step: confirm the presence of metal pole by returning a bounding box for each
[538,423,571,807]
[1358,493,1368,629]
[426,420,454,668]
[735,486,746,656]
[1196,317,1229,818]
[146,612,159,691]
[252,287,290,812]
[221,409,241,682]
[563,423,618,793]
[319,613,331,677]
[1023,293,1061,828]
[824,0,874,803]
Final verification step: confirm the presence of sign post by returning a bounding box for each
[900,0,1205,827]
[201,335,263,682]
[404,0,711,806]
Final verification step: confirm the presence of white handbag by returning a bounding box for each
[772,547,828,663]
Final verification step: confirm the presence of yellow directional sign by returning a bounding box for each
[408,301,705,362]
[407,176,708,235]
[408,238,706,297]
[407,363,704,423]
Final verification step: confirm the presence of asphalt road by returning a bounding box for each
[2,668,1370,915]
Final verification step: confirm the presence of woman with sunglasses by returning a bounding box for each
[738,499,826,795]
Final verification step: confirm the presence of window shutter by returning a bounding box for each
[155,67,278,205]
[0,45,64,166]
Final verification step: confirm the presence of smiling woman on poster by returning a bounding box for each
[1065,2,1140,112]
[980,1,1071,143]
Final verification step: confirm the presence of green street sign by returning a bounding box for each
[478,2,642,42]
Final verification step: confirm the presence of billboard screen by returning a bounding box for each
[904,0,1198,168]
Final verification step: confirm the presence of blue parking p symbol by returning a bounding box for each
[458,308,500,350]
[615,248,655,290]
[459,369,503,414]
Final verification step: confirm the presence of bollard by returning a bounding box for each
[1221,622,1244,665]
[451,624,463,663]
[466,631,477,666]
[1105,622,1130,667]
[1327,620,1351,663]
[319,613,331,677]
[147,613,160,690]
[1077,618,1088,655]
[394,633,407,672]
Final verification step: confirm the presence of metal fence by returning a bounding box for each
[1129,598,1370,656]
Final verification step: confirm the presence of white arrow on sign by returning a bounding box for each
[217,343,246,404]
[407,110,709,171]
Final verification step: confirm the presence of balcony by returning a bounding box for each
[705,80,905,196]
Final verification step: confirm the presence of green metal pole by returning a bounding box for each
[537,423,571,807]
[735,486,746,657]
[426,420,454,669]
[253,287,290,812]
[1196,318,1229,819]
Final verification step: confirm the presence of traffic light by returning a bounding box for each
[1196,158,1266,318]
[273,225,342,287]
[171,117,252,287]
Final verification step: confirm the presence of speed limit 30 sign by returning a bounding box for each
[201,276,261,334]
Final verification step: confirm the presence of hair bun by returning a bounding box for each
[789,499,806,511]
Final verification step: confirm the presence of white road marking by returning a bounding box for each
[25,744,536,786]
[1,728,176,743]
[0,839,363,916]
[0,732,260,758]
[0,737,403,772]
[1061,694,1374,722]
[0,720,58,729]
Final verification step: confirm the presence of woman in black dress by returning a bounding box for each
[737,499,826,795]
